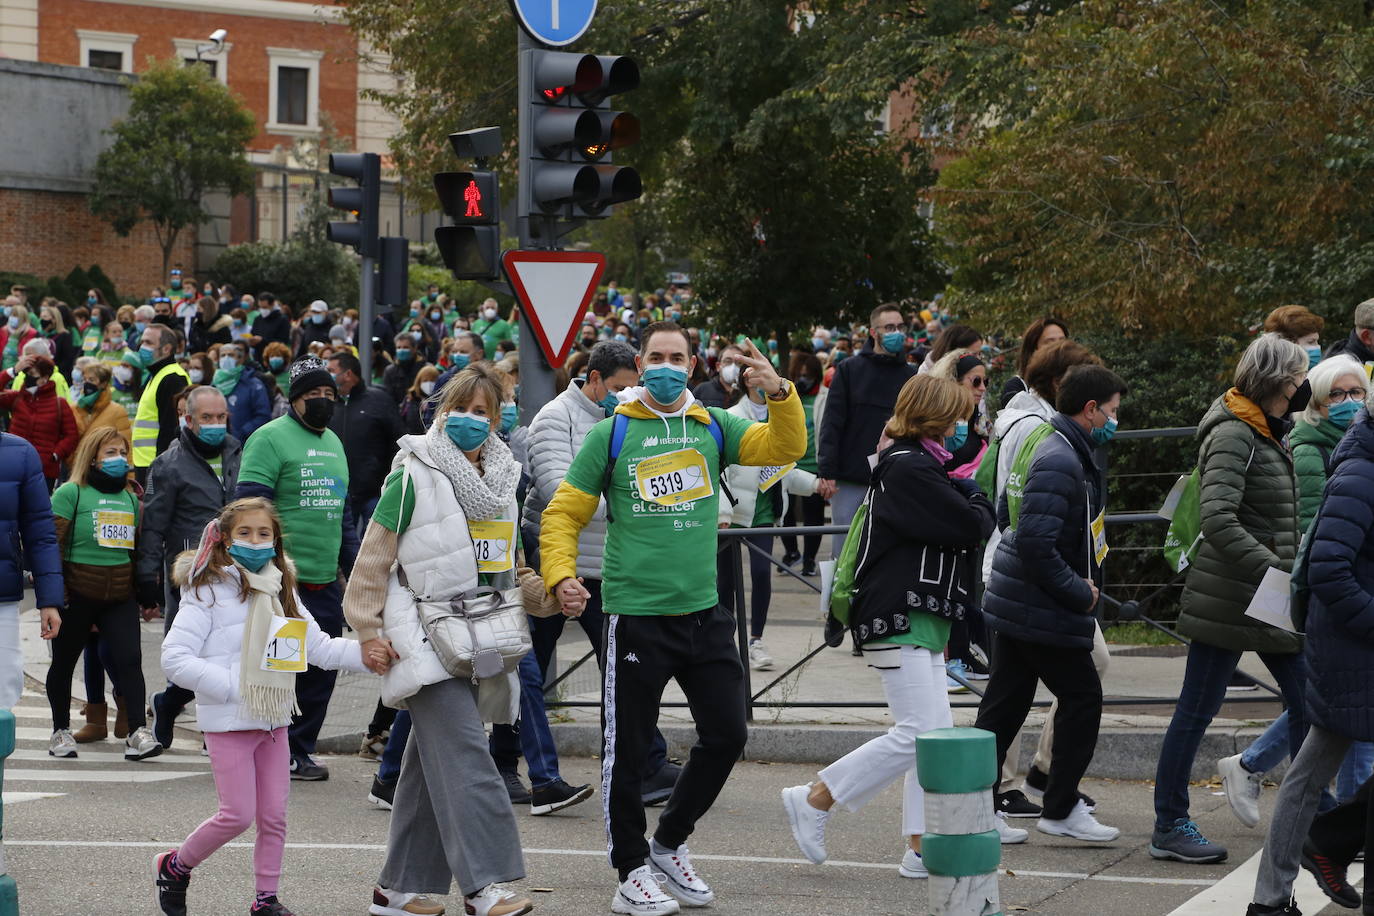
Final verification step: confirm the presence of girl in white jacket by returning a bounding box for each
[154,497,381,916]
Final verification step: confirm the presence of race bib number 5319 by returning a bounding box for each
[634,448,714,507]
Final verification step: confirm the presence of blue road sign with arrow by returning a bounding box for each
[508,0,597,47]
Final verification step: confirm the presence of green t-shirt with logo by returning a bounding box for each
[562,408,755,616]
[237,415,350,584]
[51,482,140,566]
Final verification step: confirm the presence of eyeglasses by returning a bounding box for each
[1328,388,1367,403]
[968,376,988,388]
[874,323,907,334]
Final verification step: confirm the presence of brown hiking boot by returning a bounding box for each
[72,702,108,743]
[114,695,129,739]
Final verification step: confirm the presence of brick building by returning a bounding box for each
[0,0,406,293]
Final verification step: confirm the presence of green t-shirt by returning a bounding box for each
[373,466,416,533]
[472,317,514,354]
[562,408,754,615]
[206,454,223,481]
[869,616,952,653]
[237,415,350,584]
[798,393,817,474]
[51,482,140,566]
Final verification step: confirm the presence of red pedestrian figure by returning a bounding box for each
[463,179,482,218]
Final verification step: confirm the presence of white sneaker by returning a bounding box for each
[48,728,77,758]
[1036,799,1120,842]
[996,813,1029,845]
[368,885,448,915]
[611,866,680,915]
[125,726,163,760]
[465,883,531,916]
[648,842,714,907]
[1217,753,1262,829]
[781,783,830,864]
[748,640,774,671]
[898,848,928,879]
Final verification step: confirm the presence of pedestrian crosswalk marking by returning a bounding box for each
[2,792,65,805]
[8,749,209,766]
[3,768,204,783]
[1167,849,1359,913]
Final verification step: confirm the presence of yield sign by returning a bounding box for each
[501,250,606,369]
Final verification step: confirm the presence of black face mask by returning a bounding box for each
[1286,378,1312,415]
[302,397,335,429]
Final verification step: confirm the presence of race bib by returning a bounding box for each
[94,510,135,550]
[468,519,515,574]
[758,463,796,492]
[260,616,308,673]
[1090,509,1109,566]
[634,448,714,507]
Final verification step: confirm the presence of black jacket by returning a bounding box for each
[1304,409,1374,741]
[188,315,232,354]
[295,319,335,358]
[251,310,292,360]
[136,429,242,598]
[383,359,424,407]
[850,439,994,646]
[816,340,917,484]
[327,383,404,501]
[693,377,741,410]
[1325,330,1374,366]
[984,413,1102,649]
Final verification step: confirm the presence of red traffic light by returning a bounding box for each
[434,171,499,226]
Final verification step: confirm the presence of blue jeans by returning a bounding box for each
[378,709,411,784]
[1153,639,1308,829]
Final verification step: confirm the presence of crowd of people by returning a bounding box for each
[4,272,1374,916]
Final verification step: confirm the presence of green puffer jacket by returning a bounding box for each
[1176,390,1302,654]
[1290,418,1344,533]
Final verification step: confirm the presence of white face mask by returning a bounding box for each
[189,369,204,384]
[484,308,498,320]
[419,381,435,396]
[115,366,133,383]
[720,363,740,386]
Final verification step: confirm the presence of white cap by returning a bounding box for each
[308,299,328,313]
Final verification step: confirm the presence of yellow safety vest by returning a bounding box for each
[132,362,190,468]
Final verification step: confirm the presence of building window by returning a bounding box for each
[173,39,230,85]
[77,30,136,74]
[276,66,308,124]
[185,58,217,78]
[266,47,323,135]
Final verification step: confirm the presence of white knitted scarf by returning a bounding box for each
[236,563,300,725]
[425,418,520,521]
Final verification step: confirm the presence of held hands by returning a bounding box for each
[735,340,783,396]
[555,576,591,617]
[361,636,399,675]
[39,607,60,640]
[140,605,163,622]
[816,478,837,500]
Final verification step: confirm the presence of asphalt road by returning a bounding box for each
[6,685,1348,916]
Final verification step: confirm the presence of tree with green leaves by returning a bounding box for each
[89,57,256,278]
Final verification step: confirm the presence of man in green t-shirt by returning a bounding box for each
[541,325,805,914]
[235,355,358,781]
[471,297,514,354]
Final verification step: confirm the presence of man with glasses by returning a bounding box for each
[816,303,918,554]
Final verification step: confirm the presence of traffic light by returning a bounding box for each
[326,152,381,259]
[377,237,409,307]
[434,129,502,281]
[519,50,642,224]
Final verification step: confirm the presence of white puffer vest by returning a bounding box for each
[379,435,519,721]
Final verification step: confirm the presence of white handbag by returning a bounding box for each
[415,585,532,682]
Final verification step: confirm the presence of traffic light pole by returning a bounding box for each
[516,25,557,426]
[358,254,375,383]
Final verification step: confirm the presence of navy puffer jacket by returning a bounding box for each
[1304,408,1374,741]
[0,433,62,607]
[984,413,1101,649]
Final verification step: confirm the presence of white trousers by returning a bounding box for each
[0,602,21,709]
[819,646,952,836]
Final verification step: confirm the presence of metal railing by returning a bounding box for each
[542,425,1288,720]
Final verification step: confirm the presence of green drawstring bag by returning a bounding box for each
[828,497,868,627]
[1161,469,1203,573]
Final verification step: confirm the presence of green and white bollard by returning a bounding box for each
[0,709,16,915]
[917,727,1002,916]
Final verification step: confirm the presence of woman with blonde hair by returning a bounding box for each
[400,364,440,435]
[344,362,534,916]
[46,426,160,760]
[929,349,992,478]
[783,374,1007,877]
[72,361,132,447]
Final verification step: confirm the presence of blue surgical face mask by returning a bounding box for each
[98,456,129,478]
[881,331,905,355]
[450,352,470,370]
[445,411,491,451]
[269,356,285,371]
[1328,398,1362,428]
[1092,414,1118,446]
[218,355,237,371]
[1307,345,1323,370]
[134,320,147,333]
[396,348,413,362]
[642,363,689,405]
[833,349,850,363]
[500,402,518,433]
[228,539,276,572]
[812,336,826,351]
[138,345,156,365]
[311,313,326,325]
[197,423,227,447]
[945,420,969,451]
[597,381,621,417]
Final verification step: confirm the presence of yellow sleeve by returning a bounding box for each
[737,387,807,467]
[539,480,600,593]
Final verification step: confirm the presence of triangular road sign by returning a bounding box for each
[501,250,607,369]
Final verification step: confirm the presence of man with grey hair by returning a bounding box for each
[472,297,514,354]
[128,304,156,351]
[1324,297,1374,376]
[137,384,241,748]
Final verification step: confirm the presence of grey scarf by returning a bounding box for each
[425,418,520,521]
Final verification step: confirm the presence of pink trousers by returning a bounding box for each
[178,727,290,894]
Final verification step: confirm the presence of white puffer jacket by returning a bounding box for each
[521,380,608,577]
[379,434,520,721]
[161,561,366,733]
[720,397,819,527]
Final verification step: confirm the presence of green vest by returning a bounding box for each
[132,362,190,467]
